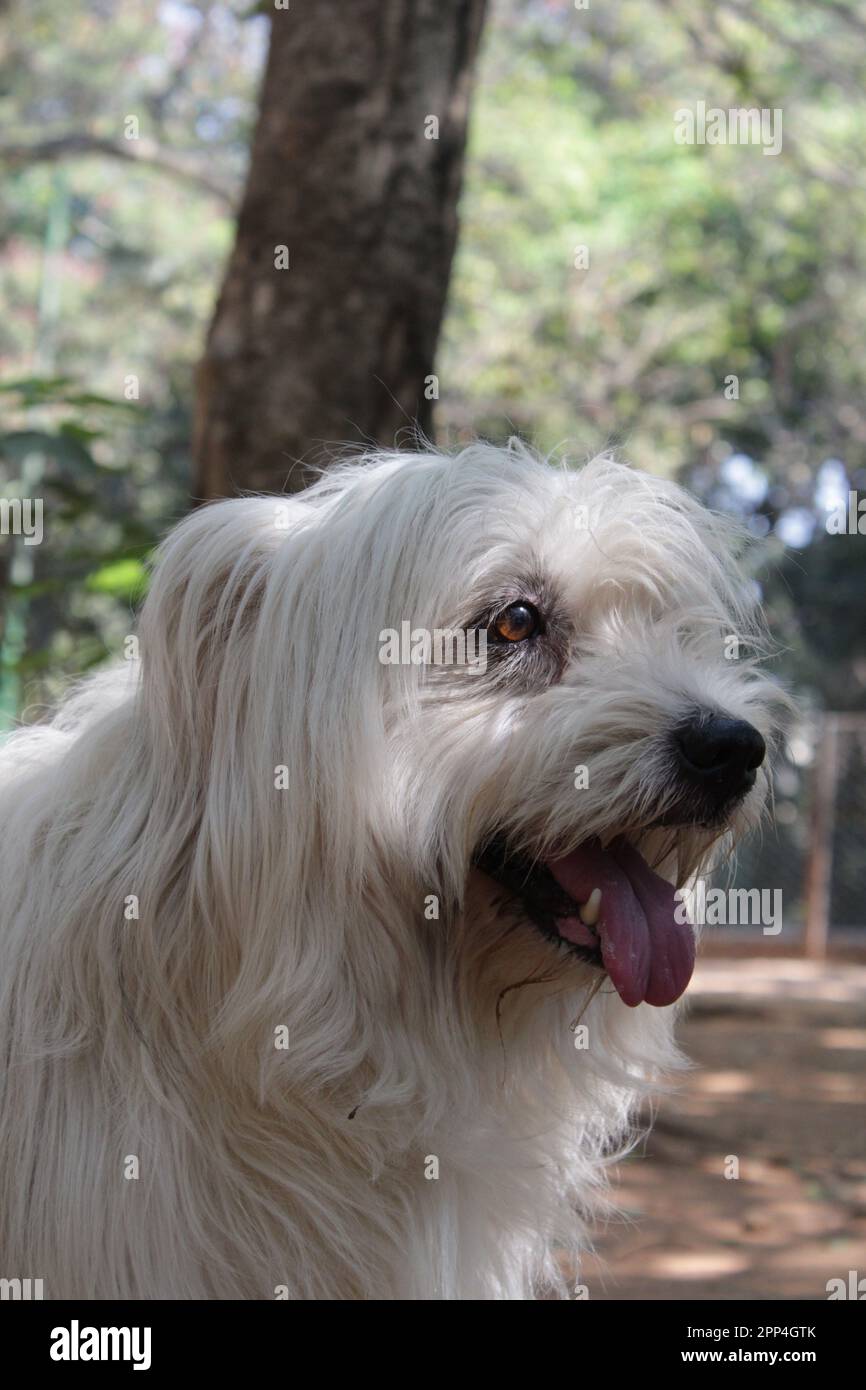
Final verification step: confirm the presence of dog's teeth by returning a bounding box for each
[579,888,602,928]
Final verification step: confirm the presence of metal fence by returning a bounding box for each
[704,713,866,958]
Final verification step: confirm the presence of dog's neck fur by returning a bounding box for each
[0,684,681,1298]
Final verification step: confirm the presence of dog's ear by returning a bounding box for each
[137,498,291,752]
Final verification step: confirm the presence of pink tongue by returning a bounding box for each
[545,838,695,1008]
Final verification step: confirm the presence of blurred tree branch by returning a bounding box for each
[822,0,866,40]
[719,0,865,102]
[0,132,236,207]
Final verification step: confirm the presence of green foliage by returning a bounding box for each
[0,1,263,713]
[0,375,177,708]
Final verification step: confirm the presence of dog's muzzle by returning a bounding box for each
[473,712,766,1011]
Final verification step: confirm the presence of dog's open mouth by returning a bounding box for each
[474,836,695,1009]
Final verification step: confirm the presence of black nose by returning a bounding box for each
[676,714,766,788]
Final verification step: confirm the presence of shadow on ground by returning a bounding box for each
[581,959,866,1301]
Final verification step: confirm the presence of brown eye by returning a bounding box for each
[492,601,541,643]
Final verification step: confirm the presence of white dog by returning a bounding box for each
[0,442,780,1299]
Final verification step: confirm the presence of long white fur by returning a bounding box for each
[0,442,782,1299]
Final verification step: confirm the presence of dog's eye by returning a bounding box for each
[491,602,541,643]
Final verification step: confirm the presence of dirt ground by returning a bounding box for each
[580,958,866,1301]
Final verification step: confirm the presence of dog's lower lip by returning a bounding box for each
[475,834,696,1008]
[473,838,605,965]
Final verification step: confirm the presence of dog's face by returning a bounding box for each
[369,447,781,1011]
[142,444,782,1032]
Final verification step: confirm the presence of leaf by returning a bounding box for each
[0,376,137,413]
[84,558,149,601]
[0,429,96,470]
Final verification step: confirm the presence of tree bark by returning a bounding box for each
[193,0,488,500]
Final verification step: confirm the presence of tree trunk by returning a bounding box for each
[193,0,488,500]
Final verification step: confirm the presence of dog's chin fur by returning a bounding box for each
[0,441,784,1299]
